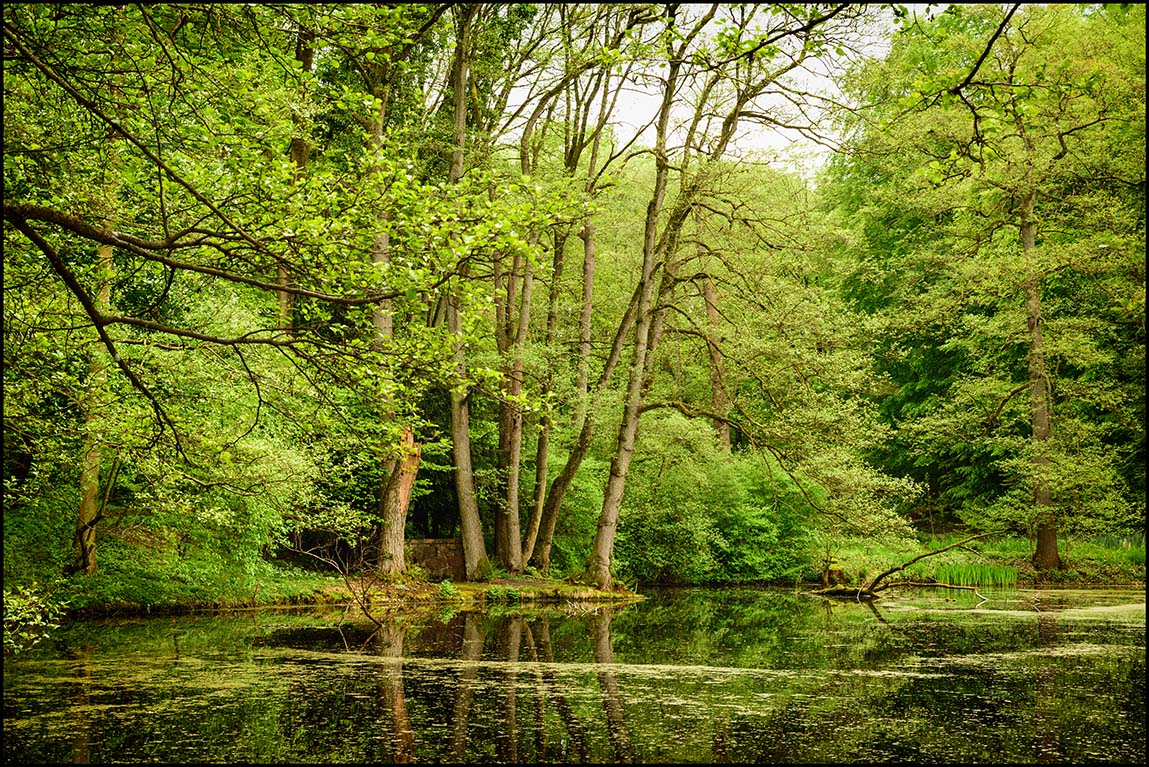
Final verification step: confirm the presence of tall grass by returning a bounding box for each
[935,562,1018,588]
[1084,533,1146,568]
[1093,532,1146,549]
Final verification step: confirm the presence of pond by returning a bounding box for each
[3,586,1144,763]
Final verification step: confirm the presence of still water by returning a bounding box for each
[3,587,1144,763]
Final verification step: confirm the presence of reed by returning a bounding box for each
[935,562,1018,588]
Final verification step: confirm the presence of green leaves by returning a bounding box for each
[3,582,66,655]
[824,3,1145,538]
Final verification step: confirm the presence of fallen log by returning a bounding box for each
[807,530,1006,600]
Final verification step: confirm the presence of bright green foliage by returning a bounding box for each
[3,582,66,654]
[934,562,1018,588]
[2,3,1141,605]
[612,413,813,585]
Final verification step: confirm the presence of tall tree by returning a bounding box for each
[522,4,654,574]
[443,3,489,579]
[827,3,1146,566]
[585,3,859,588]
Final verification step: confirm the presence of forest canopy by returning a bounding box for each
[3,3,1144,598]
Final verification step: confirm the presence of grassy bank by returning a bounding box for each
[820,531,1146,590]
[3,563,640,655]
[40,564,641,621]
[5,531,1143,655]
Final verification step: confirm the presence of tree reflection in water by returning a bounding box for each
[449,611,486,761]
[374,625,414,763]
[4,589,1143,764]
[592,607,634,763]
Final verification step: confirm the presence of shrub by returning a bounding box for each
[486,585,521,602]
[4,582,66,655]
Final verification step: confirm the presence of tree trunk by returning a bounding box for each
[366,67,421,577]
[531,279,638,575]
[495,250,531,572]
[75,237,114,575]
[378,426,420,575]
[445,4,487,579]
[585,203,664,588]
[449,299,488,579]
[522,227,570,566]
[702,273,731,451]
[528,49,618,571]
[1021,190,1061,570]
[585,38,680,588]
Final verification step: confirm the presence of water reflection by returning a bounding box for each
[4,588,1144,764]
[592,608,633,763]
[373,625,413,763]
[69,644,94,765]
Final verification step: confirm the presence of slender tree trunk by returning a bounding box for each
[449,299,487,578]
[531,279,638,575]
[495,250,532,572]
[585,43,679,587]
[575,223,597,422]
[75,233,114,575]
[523,228,569,566]
[444,4,487,579]
[701,274,731,451]
[528,52,618,572]
[75,22,126,574]
[1021,190,1060,570]
[523,421,549,566]
[586,219,662,588]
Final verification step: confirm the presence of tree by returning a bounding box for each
[827,3,1146,566]
[2,5,465,586]
[584,3,865,589]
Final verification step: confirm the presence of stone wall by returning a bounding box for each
[406,537,465,581]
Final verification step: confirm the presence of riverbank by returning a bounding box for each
[823,531,1146,593]
[56,569,643,621]
[7,530,1143,627]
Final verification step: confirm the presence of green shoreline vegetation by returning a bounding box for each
[6,530,1144,656]
[3,6,1144,657]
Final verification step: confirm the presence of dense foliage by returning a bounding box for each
[3,4,1143,608]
